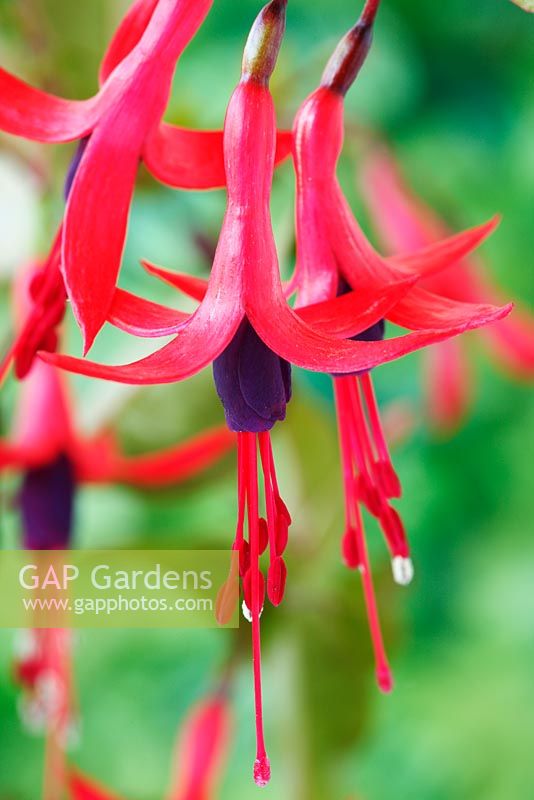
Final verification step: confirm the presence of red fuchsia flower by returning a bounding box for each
[42,0,512,780]
[3,265,234,753]
[289,0,516,690]
[359,145,534,430]
[0,0,291,354]
[67,690,231,800]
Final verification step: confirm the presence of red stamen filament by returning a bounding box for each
[334,377,393,692]
[234,439,247,554]
[353,507,393,693]
[238,432,271,786]
[258,432,277,565]
[346,377,383,504]
[360,372,394,467]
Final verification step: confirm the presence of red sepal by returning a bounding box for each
[0,69,98,142]
[143,125,292,190]
[76,427,235,487]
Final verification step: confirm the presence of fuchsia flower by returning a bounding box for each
[0,0,291,352]
[42,0,512,783]
[3,264,233,755]
[67,690,231,800]
[287,0,516,690]
[359,145,534,429]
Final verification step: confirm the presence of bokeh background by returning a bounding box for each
[0,0,533,798]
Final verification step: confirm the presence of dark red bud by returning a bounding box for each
[320,19,374,96]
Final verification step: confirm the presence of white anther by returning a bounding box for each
[241,600,263,623]
[392,556,414,586]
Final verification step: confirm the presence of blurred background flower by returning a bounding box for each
[0,1,532,798]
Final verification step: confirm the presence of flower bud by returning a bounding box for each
[242,0,287,84]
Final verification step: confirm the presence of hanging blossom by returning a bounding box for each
[359,145,534,430]
[0,0,292,352]
[3,264,234,758]
[283,0,518,690]
[42,0,511,782]
[67,689,231,800]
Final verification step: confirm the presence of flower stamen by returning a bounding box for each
[242,432,270,786]
[235,430,289,785]
[335,378,393,691]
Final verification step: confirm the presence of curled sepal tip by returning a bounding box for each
[242,0,288,84]
[321,0,382,95]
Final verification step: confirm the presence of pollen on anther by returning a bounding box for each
[392,556,414,586]
[242,600,264,623]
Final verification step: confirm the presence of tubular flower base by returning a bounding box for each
[359,146,534,429]
[68,691,231,800]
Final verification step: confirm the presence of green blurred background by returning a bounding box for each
[0,0,533,798]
